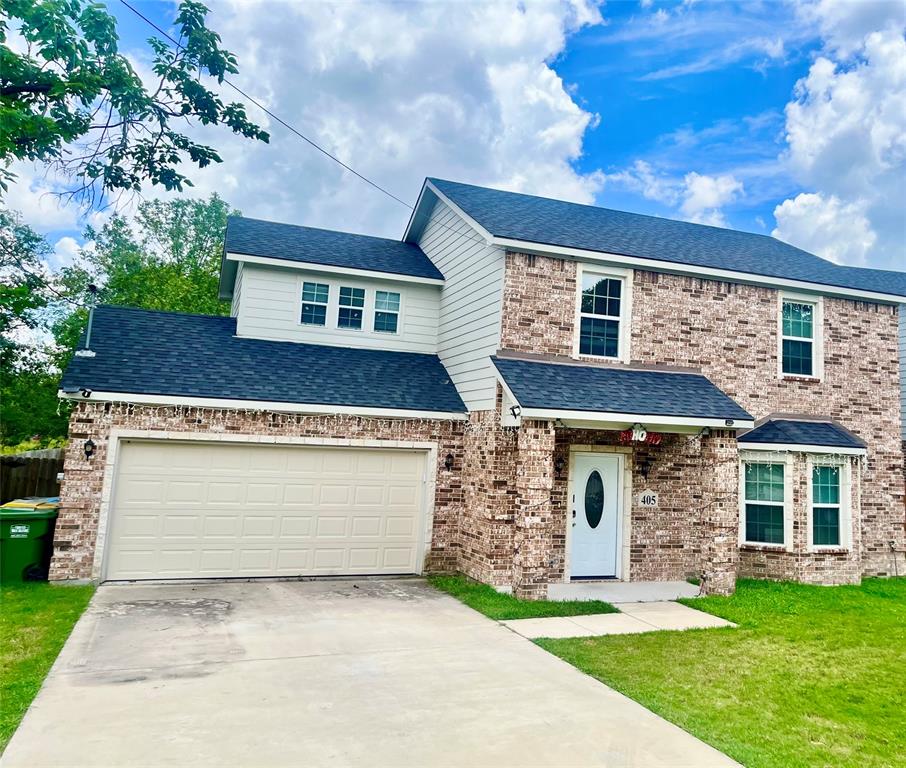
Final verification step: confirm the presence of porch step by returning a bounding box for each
[548,580,701,603]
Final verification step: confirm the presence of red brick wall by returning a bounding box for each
[500,253,904,582]
[52,402,465,581]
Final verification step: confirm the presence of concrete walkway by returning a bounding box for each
[3,579,738,768]
[502,601,735,639]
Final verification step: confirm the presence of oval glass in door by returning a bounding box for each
[585,470,604,528]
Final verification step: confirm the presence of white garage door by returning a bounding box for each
[105,440,429,581]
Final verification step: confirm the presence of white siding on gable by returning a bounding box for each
[900,305,905,440]
[230,262,244,318]
[418,199,505,412]
[234,263,439,354]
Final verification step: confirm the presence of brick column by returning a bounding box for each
[513,419,556,599]
[699,429,739,595]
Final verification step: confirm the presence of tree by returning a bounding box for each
[0,208,55,369]
[53,193,235,365]
[0,209,70,444]
[0,194,235,445]
[0,0,269,201]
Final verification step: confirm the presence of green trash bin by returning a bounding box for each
[0,497,60,583]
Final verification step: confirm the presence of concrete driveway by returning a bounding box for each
[3,579,737,768]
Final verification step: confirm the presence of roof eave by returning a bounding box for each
[224,252,445,285]
[738,441,867,456]
[57,389,467,421]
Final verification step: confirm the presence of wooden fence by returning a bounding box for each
[0,449,65,505]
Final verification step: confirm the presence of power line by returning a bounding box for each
[118,0,413,210]
[118,0,491,251]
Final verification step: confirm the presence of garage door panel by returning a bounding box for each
[161,515,200,538]
[106,442,427,580]
[207,482,243,504]
[279,516,312,537]
[383,548,416,569]
[282,484,316,505]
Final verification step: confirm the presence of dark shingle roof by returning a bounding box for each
[62,306,465,413]
[428,178,906,298]
[738,419,866,449]
[225,216,444,280]
[492,356,752,422]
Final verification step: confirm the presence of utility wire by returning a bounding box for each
[119,0,413,210]
[118,0,491,251]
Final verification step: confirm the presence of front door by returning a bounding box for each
[570,453,622,579]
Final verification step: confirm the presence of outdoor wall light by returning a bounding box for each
[444,453,455,471]
[83,439,96,460]
[637,455,652,480]
[554,457,565,477]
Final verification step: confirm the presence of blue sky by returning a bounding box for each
[8,0,905,272]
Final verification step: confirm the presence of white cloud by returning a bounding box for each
[774,22,906,268]
[798,0,906,58]
[679,171,743,226]
[772,192,876,265]
[138,0,607,237]
[603,161,743,226]
[6,1,606,242]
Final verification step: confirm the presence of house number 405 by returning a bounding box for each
[638,491,658,507]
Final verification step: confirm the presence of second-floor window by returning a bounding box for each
[338,286,365,329]
[578,272,623,359]
[781,299,815,376]
[301,282,329,326]
[374,291,400,333]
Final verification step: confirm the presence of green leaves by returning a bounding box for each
[1,0,269,201]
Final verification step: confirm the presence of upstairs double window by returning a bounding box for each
[576,267,630,362]
[780,294,822,379]
[300,281,401,334]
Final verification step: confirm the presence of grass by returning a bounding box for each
[538,578,905,768]
[0,583,95,752]
[428,573,617,620]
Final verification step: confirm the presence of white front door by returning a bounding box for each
[570,453,622,579]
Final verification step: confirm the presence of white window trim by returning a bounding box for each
[778,292,824,381]
[806,456,852,552]
[738,453,794,551]
[573,263,632,364]
[296,276,405,337]
[300,280,330,326]
[337,285,367,331]
[373,290,401,335]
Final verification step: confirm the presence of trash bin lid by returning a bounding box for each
[0,497,61,517]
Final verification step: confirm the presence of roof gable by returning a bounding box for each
[424,178,906,299]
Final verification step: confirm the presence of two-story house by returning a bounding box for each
[52,178,906,597]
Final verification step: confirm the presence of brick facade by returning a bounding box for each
[497,252,905,587]
[53,249,903,596]
[52,402,465,581]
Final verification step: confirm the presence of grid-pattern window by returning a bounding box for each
[743,462,785,544]
[374,291,400,334]
[781,301,815,376]
[579,274,622,358]
[301,282,329,326]
[812,465,841,546]
[337,287,365,329]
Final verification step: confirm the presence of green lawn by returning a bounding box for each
[0,583,95,752]
[538,578,905,768]
[428,573,617,620]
